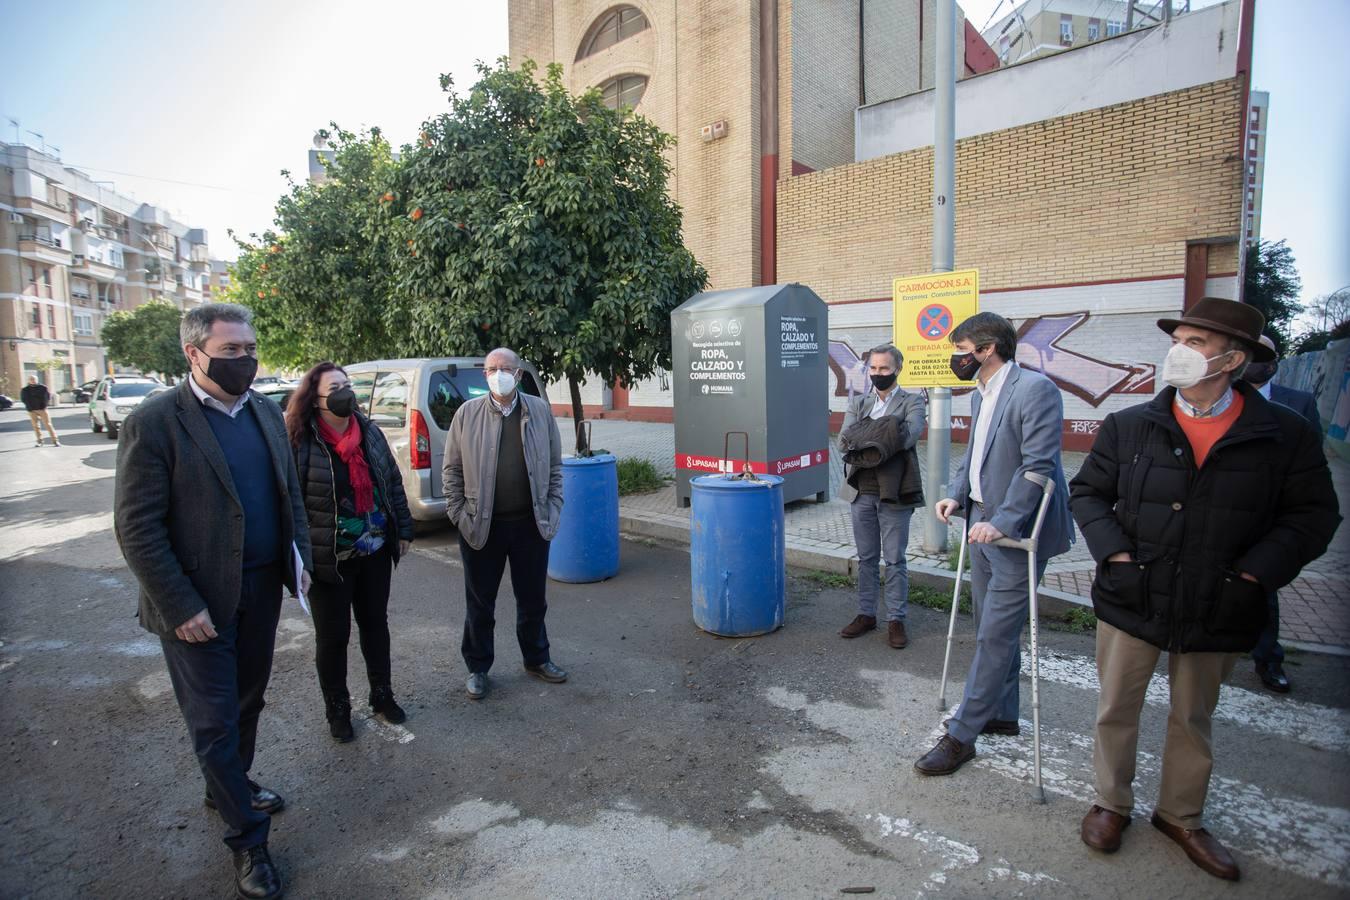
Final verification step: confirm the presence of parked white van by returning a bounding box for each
[342,358,550,524]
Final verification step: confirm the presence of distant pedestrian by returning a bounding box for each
[21,376,60,447]
[286,362,415,742]
[1242,334,1323,693]
[837,344,926,649]
[114,302,311,900]
[1070,298,1340,881]
[443,347,566,700]
[914,311,1074,776]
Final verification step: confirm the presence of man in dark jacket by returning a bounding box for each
[1242,334,1323,692]
[21,375,60,447]
[837,344,926,648]
[114,303,311,900]
[1070,298,1340,881]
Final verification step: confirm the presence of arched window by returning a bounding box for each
[598,74,648,110]
[577,6,649,60]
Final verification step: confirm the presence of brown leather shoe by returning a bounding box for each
[839,615,877,638]
[887,620,909,648]
[1151,813,1240,880]
[914,734,975,776]
[1081,805,1130,852]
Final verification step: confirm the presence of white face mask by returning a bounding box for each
[1161,343,1233,389]
[486,368,517,397]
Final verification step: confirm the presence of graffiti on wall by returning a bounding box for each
[830,311,1156,408]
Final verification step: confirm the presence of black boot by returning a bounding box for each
[233,843,283,899]
[370,685,406,724]
[325,693,354,743]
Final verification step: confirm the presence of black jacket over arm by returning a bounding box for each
[114,382,313,637]
[1069,382,1340,653]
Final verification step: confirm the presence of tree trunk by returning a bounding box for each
[568,375,587,455]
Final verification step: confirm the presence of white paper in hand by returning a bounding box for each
[291,542,311,615]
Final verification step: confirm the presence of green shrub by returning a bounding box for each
[616,457,668,495]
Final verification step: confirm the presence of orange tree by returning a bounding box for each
[386,59,706,449]
[228,126,400,371]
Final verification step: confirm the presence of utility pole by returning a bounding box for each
[922,0,957,554]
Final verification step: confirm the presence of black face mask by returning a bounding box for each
[198,352,258,396]
[1243,362,1277,386]
[324,386,356,418]
[950,351,981,382]
[870,372,898,391]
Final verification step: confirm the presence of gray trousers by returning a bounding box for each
[849,494,913,621]
[947,511,1048,745]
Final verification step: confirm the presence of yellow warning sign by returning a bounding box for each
[893,269,980,388]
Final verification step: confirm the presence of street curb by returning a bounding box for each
[620,508,1350,656]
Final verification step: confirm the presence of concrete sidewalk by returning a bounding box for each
[563,417,1349,655]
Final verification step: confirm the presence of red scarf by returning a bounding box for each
[316,415,374,515]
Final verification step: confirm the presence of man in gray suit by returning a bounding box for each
[914,312,1073,776]
[838,344,927,648]
[114,303,311,900]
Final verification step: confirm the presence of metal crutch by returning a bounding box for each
[991,470,1056,805]
[937,515,968,712]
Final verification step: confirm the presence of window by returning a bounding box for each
[47,306,56,328]
[427,368,489,430]
[349,370,377,414]
[1088,19,1100,40]
[72,279,92,301]
[1060,16,1074,44]
[370,371,410,428]
[109,248,124,268]
[998,35,1010,59]
[74,312,94,335]
[31,303,41,328]
[1106,20,1124,37]
[599,74,648,110]
[25,264,36,284]
[577,6,649,60]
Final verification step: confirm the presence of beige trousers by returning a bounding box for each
[28,409,58,443]
[1093,620,1239,830]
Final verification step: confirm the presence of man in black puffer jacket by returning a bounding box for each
[1069,298,1340,881]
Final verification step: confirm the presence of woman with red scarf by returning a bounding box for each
[286,362,414,742]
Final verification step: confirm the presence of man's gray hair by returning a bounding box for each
[181,303,253,348]
[1222,335,1252,381]
[866,344,904,370]
[485,347,521,368]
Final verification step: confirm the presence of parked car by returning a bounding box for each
[254,380,300,411]
[61,380,101,405]
[89,375,167,438]
[0,394,11,411]
[342,358,549,524]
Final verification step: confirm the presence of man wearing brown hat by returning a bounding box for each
[1068,297,1340,880]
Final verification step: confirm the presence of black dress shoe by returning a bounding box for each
[525,661,568,683]
[914,734,975,776]
[369,686,407,724]
[205,780,285,815]
[1255,660,1291,693]
[233,843,284,899]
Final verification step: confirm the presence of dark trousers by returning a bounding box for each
[309,546,394,699]
[159,564,282,851]
[459,516,551,673]
[1251,591,1285,665]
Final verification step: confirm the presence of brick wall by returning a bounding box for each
[777,78,1245,301]
[791,0,859,172]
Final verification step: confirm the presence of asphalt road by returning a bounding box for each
[2,406,1348,899]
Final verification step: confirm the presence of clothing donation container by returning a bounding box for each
[671,284,830,507]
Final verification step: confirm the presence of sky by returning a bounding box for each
[4,0,1347,306]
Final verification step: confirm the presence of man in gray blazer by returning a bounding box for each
[914,312,1073,776]
[838,344,927,648]
[114,303,311,900]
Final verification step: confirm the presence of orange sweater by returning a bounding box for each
[1174,391,1245,466]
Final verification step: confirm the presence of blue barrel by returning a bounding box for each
[548,454,620,583]
[690,474,785,636]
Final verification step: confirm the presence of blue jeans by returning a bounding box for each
[1251,591,1284,665]
[849,494,913,621]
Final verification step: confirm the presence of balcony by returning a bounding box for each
[71,255,122,281]
[17,234,73,266]
[12,194,71,223]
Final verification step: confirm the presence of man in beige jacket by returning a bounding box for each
[443,347,566,700]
